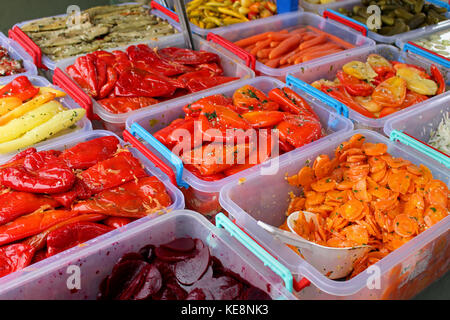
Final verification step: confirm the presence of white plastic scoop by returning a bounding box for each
[258,211,371,280]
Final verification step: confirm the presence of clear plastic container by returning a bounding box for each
[8,2,181,77]
[0,130,185,296]
[384,92,450,168]
[209,11,375,81]
[125,76,354,221]
[219,129,450,299]
[54,33,254,136]
[395,21,450,83]
[150,0,303,38]
[0,75,92,163]
[0,210,297,300]
[0,32,37,82]
[319,0,450,44]
[287,44,449,133]
[299,0,360,14]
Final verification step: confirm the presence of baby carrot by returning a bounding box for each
[268,33,292,41]
[280,49,300,65]
[265,57,282,68]
[235,32,272,47]
[270,41,280,48]
[299,34,327,50]
[251,39,272,55]
[269,34,302,59]
[302,48,343,62]
[306,26,355,49]
[257,48,272,59]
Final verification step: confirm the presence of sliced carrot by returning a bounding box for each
[311,177,337,193]
[342,225,369,245]
[337,199,364,222]
[362,143,388,156]
[296,166,315,189]
[313,154,332,179]
[393,214,418,237]
[424,205,448,228]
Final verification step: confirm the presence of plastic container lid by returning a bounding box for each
[54,33,254,134]
[299,0,360,14]
[209,11,375,80]
[124,76,354,194]
[0,210,297,300]
[9,2,182,71]
[0,75,92,163]
[0,32,37,82]
[219,129,450,298]
[384,92,450,168]
[287,44,449,132]
[319,0,450,44]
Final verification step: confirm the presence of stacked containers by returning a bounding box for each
[287,44,449,132]
[0,32,37,82]
[149,0,303,38]
[0,210,296,300]
[8,2,181,78]
[53,33,255,135]
[209,11,375,80]
[0,75,92,162]
[124,76,354,220]
[384,93,450,168]
[219,129,450,299]
[319,0,450,44]
[299,0,361,14]
[0,129,185,295]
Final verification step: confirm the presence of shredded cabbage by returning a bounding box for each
[429,112,450,155]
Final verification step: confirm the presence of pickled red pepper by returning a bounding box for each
[0,136,173,278]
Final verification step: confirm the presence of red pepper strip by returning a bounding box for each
[23,213,106,251]
[73,176,172,217]
[336,70,374,97]
[79,151,147,194]
[98,66,118,99]
[51,178,92,208]
[0,191,60,226]
[157,47,219,65]
[197,62,223,75]
[103,217,132,229]
[182,94,232,117]
[232,85,279,113]
[59,136,119,170]
[379,107,400,118]
[74,54,99,98]
[95,56,108,90]
[31,250,47,264]
[186,76,239,93]
[0,209,78,246]
[242,111,285,128]
[8,76,34,93]
[1,147,36,167]
[184,164,226,181]
[112,50,133,74]
[114,68,177,98]
[0,244,35,278]
[98,96,159,114]
[0,83,12,96]
[154,118,198,150]
[0,162,76,194]
[277,114,323,149]
[430,64,445,95]
[92,50,116,66]
[401,90,428,109]
[66,65,97,97]
[178,69,213,85]
[320,85,376,118]
[14,86,40,102]
[279,139,295,153]
[268,87,317,119]
[46,222,114,257]
[23,149,62,171]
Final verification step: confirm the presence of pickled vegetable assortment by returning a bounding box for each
[312,54,446,118]
[21,4,178,61]
[412,29,450,58]
[283,134,449,278]
[0,76,86,154]
[234,26,354,68]
[0,136,173,278]
[66,45,238,114]
[98,238,272,300]
[154,85,323,181]
[0,46,25,77]
[187,0,276,29]
[339,0,448,36]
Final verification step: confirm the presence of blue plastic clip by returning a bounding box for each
[215,213,293,293]
[129,122,189,188]
[276,0,299,14]
[286,74,349,118]
[390,130,450,168]
[403,42,450,69]
[426,0,450,11]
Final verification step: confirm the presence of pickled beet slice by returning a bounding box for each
[132,265,162,300]
[186,288,206,300]
[107,260,148,299]
[175,239,210,285]
[239,287,272,300]
[161,238,195,253]
[154,246,195,262]
[118,252,143,264]
[206,276,242,300]
[139,245,155,262]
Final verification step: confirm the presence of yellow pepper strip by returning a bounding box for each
[223,17,247,25]
[203,16,223,26]
[205,1,228,6]
[217,7,249,21]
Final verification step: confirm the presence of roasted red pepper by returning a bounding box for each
[67,65,96,97]
[154,118,198,150]
[232,85,279,113]
[336,70,374,97]
[0,244,35,278]
[182,94,232,118]
[430,64,445,95]
[98,66,118,99]
[1,76,40,102]
[59,136,119,170]
[51,178,92,208]
[277,114,322,148]
[197,63,223,75]
[79,151,147,194]
[401,90,428,109]
[74,54,99,98]
[186,76,239,93]
[268,87,317,119]
[103,217,132,229]
[157,47,218,65]
[98,96,158,114]
[73,177,172,218]
[242,111,285,128]
[0,191,60,225]
[46,222,113,256]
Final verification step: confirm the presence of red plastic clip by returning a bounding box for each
[123,129,178,186]
[9,26,47,70]
[150,0,180,23]
[53,68,98,121]
[207,32,256,71]
[406,41,450,62]
[323,10,368,37]
[403,132,450,158]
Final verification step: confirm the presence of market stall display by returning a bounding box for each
[125,77,353,219]
[0,33,36,81]
[0,131,183,280]
[0,75,91,158]
[220,129,449,299]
